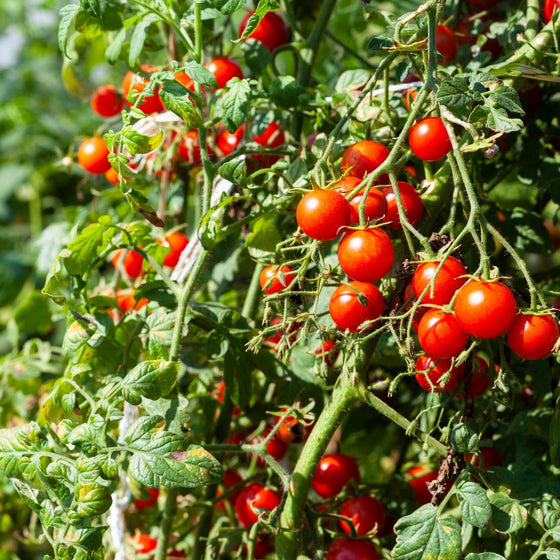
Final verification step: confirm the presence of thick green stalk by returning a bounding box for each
[275,339,377,558]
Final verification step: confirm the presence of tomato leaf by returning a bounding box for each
[465,554,506,560]
[246,213,282,252]
[146,310,177,359]
[14,291,53,336]
[393,504,462,560]
[450,424,479,454]
[105,26,127,64]
[218,157,247,187]
[160,82,203,128]
[269,75,304,108]
[455,482,492,528]
[180,61,218,89]
[58,4,79,58]
[121,125,164,156]
[221,79,251,132]
[488,492,528,534]
[125,415,223,488]
[241,40,270,75]
[213,0,245,14]
[121,360,179,401]
[129,14,159,68]
[64,219,113,277]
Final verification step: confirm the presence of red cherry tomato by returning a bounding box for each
[312,453,361,499]
[111,248,144,279]
[455,12,502,58]
[435,24,458,64]
[217,125,245,156]
[276,415,311,445]
[234,483,281,527]
[207,57,243,89]
[409,117,451,162]
[177,130,214,165]
[259,265,296,294]
[296,189,351,241]
[408,466,439,505]
[337,229,395,282]
[254,121,285,149]
[340,140,390,182]
[132,533,158,554]
[90,84,124,118]
[507,313,559,360]
[339,496,386,537]
[116,291,148,314]
[454,279,517,339]
[122,71,164,115]
[265,317,301,347]
[239,10,290,53]
[104,166,120,185]
[381,181,424,230]
[329,281,385,333]
[469,445,502,468]
[160,232,189,268]
[457,355,493,399]
[544,0,560,22]
[412,256,467,306]
[133,487,159,510]
[314,339,339,367]
[335,177,388,225]
[77,137,111,174]
[417,309,469,359]
[326,538,380,560]
[415,355,463,393]
[216,469,243,509]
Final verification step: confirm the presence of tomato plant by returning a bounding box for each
[3,0,560,559]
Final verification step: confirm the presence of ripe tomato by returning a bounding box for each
[544,0,560,22]
[77,137,111,174]
[415,355,463,393]
[239,10,290,53]
[254,121,285,149]
[334,176,388,225]
[339,496,386,537]
[404,87,418,111]
[326,538,380,560]
[435,24,458,64]
[104,166,120,185]
[457,355,493,399]
[454,279,517,339]
[381,181,424,230]
[412,256,467,306]
[216,125,245,156]
[314,339,339,367]
[311,453,361,499]
[90,84,124,118]
[207,57,243,89]
[160,231,189,268]
[469,445,502,468]
[408,117,451,162]
[133,487,159,510]
[234,483,281,527]
[177,130,214,165]
[131,532,158,554]
[340,140,390,182]
[122,71,164,115]
[116,291,148,314]
[296,189,351,241]
[408,466,438,505]
[276,415,311,445]
[337,229,395,282]
[507,313,559,360]
[259,265,296,294]
[417,309,469,358]
[112,248,144,279]
[216,469,243,509]
[329,281,385,333]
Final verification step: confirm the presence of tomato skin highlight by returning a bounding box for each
[412,256,467,306]
[329,281,385,333]
[507,313,559,360]
[337,229,395,283]
[259,265,296,294]
[311,453,361,499]
[381,181,424,230]
[415,355,463,393]
[339,496,386,537]
[90,84,124,118]
[340,140,390,182]
[217,125,244,156]
[77,137,111,174]
[417,309,469,358]
[409,117,451,162]
[239,10,290,53]
[296,189,351,241]
[454,280,517,339]
[326,537,380,560]
[207,57,243,89]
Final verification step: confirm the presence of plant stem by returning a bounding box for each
[242,262,265,319]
